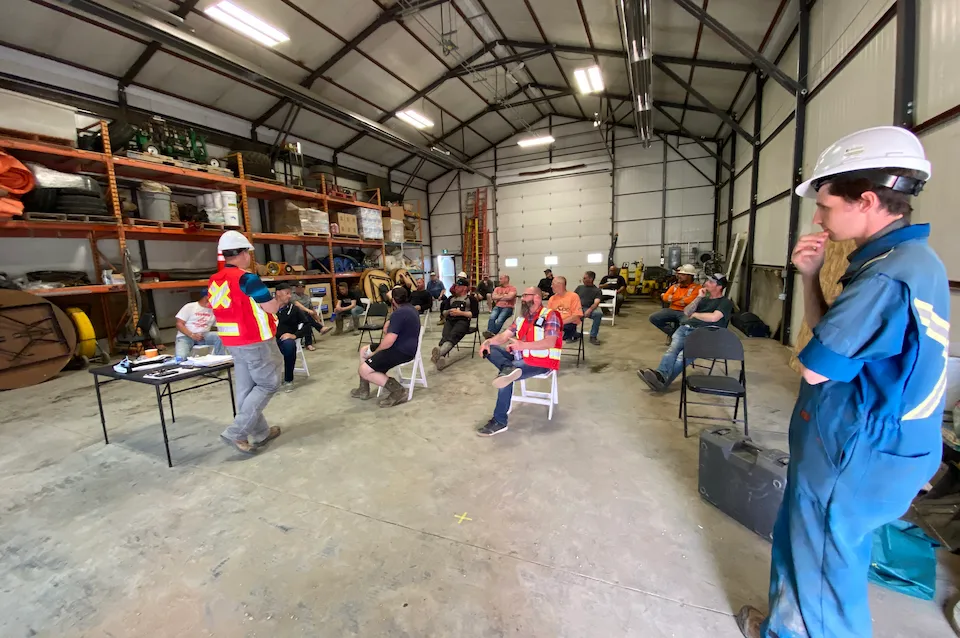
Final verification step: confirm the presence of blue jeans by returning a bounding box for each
[277,337,298,382]
[487,306,513,334]
[649,308,685,337]
[655,324,695,388]
[584,308,602,339]
[486,345,549,425]
[175,332,226,359]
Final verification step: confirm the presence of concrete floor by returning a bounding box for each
[2,300,958,637]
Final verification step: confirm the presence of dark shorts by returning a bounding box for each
[365,344,415,373]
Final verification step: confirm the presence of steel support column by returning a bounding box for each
[781,0,810,345]
[894,0,918,128]
[670,0,804,96]
[660,136,668,264]
[712,139,722,250]
[725,134,735,262]
[743,72,763,312]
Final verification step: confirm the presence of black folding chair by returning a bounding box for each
[357,302,389,351]
[455,313,482,358]
[678,327,748,438]
[116,312,158,354]
[561,319,585,368]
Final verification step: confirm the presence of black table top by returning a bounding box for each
[89,360,233,386]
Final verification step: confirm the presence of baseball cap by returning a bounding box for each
[707,273,728,289]
[675,264,697,275]
[544,268,552,274]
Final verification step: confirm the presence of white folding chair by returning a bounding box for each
[294,330,310,377]
[508,368,559,420]
[420,309,432,333]
[599,289,617,326]
[377,325,428,401]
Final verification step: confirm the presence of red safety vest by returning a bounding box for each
[207,266,276,346]
[515,307,562,370]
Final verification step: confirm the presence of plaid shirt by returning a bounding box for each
[509,308,561,340]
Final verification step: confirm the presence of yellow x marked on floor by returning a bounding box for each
[454,512,472,524]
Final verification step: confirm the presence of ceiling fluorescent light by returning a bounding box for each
[517,135,555,148]
[574,69,592,94]
[587,66,604,92]
[397,110,434,129]
[574,66,604,94]
[205,2,289,47]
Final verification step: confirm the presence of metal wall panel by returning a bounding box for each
[761,39,800,140]
[914,117,960,280]
[809,0,896,90]
[757,120,796,202]
[733,171,752,217]
[735,103,755,170]
[803,21,897,178]
[718,184,730,223]
[753,197,791,266]
[917,0,960,122]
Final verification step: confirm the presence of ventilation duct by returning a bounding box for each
[617,0,654,146]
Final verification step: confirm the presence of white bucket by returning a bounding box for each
[212,191,224,211]
[201,193,215,212]
[221,191,239,226]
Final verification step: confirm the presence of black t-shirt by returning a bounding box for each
[574,284,602,310]
[599,275,626,291]
[682,296,734,329]
[387,304,421,357]
[538,277,554,297]
[409,289,432,313]
[338,287,362,308]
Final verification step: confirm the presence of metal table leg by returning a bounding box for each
[155,385,173,468]
[94,373,109,444]
[227,368,236,417]
[167,382,175,423]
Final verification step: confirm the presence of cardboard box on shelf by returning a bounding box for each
[330,211,358,236]
[271,205,329,235]
[386,205,405,220]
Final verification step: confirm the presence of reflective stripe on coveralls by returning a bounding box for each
[762,224,948,638]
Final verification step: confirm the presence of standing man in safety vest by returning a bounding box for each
[208,230,284,455]
[737,127,949,638]
[477,286,562,436]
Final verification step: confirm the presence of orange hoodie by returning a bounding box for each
[661,282,701,311]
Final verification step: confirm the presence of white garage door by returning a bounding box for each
[496,171,612,290]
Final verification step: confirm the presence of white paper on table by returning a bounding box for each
[184,354,234,367]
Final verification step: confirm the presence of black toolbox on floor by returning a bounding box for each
[698,426,789,541]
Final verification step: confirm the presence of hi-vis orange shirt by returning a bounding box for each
[662,282,701,311]
[207,266,276,346]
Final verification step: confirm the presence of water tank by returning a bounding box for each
[667,245,682,270]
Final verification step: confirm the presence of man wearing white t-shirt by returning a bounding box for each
[174,294,227,359]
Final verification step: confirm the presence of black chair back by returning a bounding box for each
[137,312,156,334]
[367,302,390,318]
[684,327,744,363]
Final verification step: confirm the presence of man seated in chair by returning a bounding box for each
[574,270,604,346]
[547,276,583,342]
[291,281,333,350]
[273,283,311,393]
[409,277,433,314]
[476,287,562,437]
[333,281,365,334]
[431,276,479,371]
[483,273,517,338]
[636,273,733,392]
[351,286,420,407]
[649,264,701,341]
[174,294,227,359]
[599,264,627,314]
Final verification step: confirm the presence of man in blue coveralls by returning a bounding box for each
[737,126,950,638]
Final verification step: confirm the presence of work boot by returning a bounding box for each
[589,336,600,346]
[735,606,765,638]
[436,355,449,371]
[431,346,441,364]
[350,379,371,400]
[334,315,344,335]
[482,330,495,339]
[379,377,407,408]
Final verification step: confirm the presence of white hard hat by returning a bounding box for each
[796,126,930,199]
[676,264,697,275]
[457,271,467,278]
[218,230,253,253]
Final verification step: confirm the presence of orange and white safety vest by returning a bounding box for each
[515,307,562,370]
[207,266,276,346]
